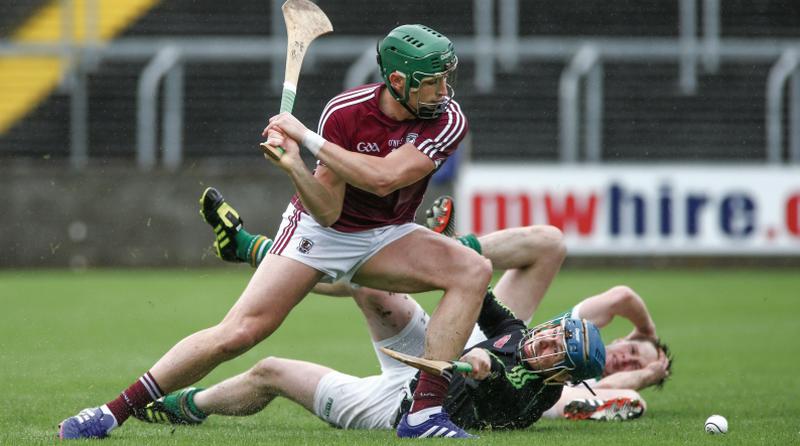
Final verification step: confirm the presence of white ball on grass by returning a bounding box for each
[704,414,728,434]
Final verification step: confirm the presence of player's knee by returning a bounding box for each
[609,285,635,300]
[215,330,257,358]
[352,287,397,311]
[480,257,493,281]
[249,356,287,389]
[526,225,566,260]
[460,255,492,290]
[214,321,270,358]
[351,286,384,305]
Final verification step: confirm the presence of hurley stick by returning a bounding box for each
[260,0,333,160]
[380,347,473,377]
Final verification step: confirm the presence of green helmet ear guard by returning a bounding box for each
[377,24,458,107]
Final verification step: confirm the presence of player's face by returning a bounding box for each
[407,69,456,119]
[414,74,450,103]
[520,326,566,371]
[603,339,659,375]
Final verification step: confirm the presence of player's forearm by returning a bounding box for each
[579,286,655,335]
[595,369,653,390]
[611,287,656,338]
[315,142,400,196]
[286,163,342,227]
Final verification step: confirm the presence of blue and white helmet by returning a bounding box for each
[518,316,606,384]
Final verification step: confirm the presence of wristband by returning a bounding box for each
[302,129,326,157]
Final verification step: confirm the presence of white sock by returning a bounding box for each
[406,406,442,426]
[99,405,119,431]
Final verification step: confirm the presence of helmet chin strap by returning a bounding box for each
[543,369,570,385]
[405,95,450,120]
[386,82,424,119]
[395,96,443,120]
[581,380,598,396]
[543,370,598,395]
[399,100,422,119]
[415,83,455,119]
[386,72,454,120]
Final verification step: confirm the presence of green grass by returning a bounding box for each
[1,268,798,445]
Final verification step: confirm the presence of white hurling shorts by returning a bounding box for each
[269,204,421,284]
[312,304,489,430]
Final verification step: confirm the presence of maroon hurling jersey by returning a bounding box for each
[291,83,468,232]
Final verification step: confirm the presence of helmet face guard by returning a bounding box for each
[377,24,458,119]
[518,317,606,384]
[409,65,457,119]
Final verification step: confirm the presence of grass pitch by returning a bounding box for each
[0,268,798,445]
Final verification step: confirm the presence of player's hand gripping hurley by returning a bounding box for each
[380,347,473,377]
[260,0,333,161]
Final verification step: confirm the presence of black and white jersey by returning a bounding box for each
[407,291,563,430]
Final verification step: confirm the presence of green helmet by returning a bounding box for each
[377,24,458,119]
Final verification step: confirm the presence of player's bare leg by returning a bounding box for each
[149,255,323,389]
[134,287,423,426]
[199,282,440,414]
[311,281,355,297]
[134,357,334,424]
[425,196,565,322]
[307,281,422,341]
[59,255,323,439]
[312,282,421,340]
[353,229,491,434]
[479,225,566,322]
[351,286,421,341]
[195,289,424,417]
[353,229,491,361]
[321,226,565,345]
[194,357,333,416]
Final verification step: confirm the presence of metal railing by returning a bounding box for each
[559,45,602,163]
[3,36,800,169]
[766,50,800,164]
[137,46,183,170]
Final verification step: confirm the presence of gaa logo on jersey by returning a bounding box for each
[356,142,380,153]
[405,133,419,145]
[298,238,314,254]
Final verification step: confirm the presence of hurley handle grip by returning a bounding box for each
[451,361,473,374]
[260,84,297,160]
[279,85,296,113]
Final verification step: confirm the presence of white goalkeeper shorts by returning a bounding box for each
[312,302,493,429]
[269,204,421,284]
[312,302,429,430]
